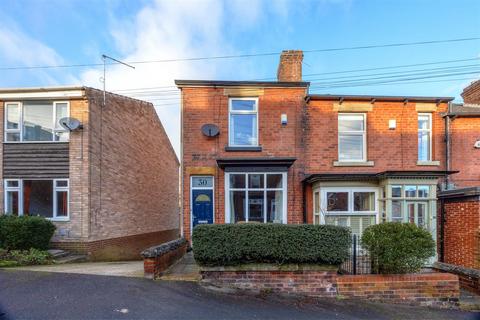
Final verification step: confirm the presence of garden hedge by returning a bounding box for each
[192,223,351,266]
[0,215,56,250]
[361,222,435,274]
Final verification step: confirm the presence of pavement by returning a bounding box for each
[7,260,144,277]
[160,251,201,281]
[0,270,478,320]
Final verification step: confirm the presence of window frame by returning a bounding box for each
[418,113,432,161]
[228,97,259,147]
[224,172,287,224]
[321,187,378,215]
[338,113,367,162]
[3,178,69,221]
[4,101,70,143]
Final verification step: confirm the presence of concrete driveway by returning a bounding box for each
[0,270,477,320]
[8,260,144,277]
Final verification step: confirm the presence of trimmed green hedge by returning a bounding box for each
[192,223,351,266]
[361,222,435,274]
[0,215,56,250]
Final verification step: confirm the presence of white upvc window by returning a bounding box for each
[320,187,379,237]
[228,98,258,147]
[225,172,287,224]
[418,113,432,161]
[4,101,70,142]
[338,113,366,162]
[3,179,69,221]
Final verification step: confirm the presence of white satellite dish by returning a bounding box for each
[59,117,83,131]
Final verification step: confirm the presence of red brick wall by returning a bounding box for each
[181,87,307,239]
[202,270,338,297]
[442,198,480,269]
[449,117,480,187]
[337,273,459,307]
[304,100,447,173]
[51,229,179,261]
[143,242,188,279]
[201,269,460,307]
[462,80,480,104]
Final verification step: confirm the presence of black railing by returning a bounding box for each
[340,234,373,275]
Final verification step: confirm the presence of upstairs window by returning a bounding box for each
[4,101,69,142]
[338,114,366,162]
[418,113,432,161]
[229,98,258,146]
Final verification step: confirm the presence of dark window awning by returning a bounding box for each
[303,170,458,184]
[216,157,296,172]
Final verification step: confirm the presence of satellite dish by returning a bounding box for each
[201,124,219,137]
[59,117,83,131]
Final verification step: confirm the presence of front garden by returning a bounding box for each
[0,215,56,267]
[190,222,459,308]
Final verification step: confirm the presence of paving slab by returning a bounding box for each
[6,260,144,278]
[160,251,201,281]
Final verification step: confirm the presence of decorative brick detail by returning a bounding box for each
[337,273,459,308]
[202,269,338,297]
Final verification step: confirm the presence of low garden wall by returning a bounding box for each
[434,261,480,294]
[200,268,460,308]
[141,238,188,279]
[337,273,460,308]
[201,264,338,297]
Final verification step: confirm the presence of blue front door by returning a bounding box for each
[192,189,213,228]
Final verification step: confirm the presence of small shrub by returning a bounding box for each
[7,248,52,265]
[0,215,56,250]
[361,222,435,274]
[0,248,52,266]
[192,223,351,266]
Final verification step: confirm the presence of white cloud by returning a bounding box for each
[0,17,66,86]
[79,0,242,157]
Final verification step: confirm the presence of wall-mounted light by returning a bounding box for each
[474,140,480,149]
[389,119,396,130]
[281,114,288,125]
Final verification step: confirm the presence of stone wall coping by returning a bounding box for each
[200,263,338,272]
[141,238,187,258]
[434,261,480,278]
[337,272,458,283]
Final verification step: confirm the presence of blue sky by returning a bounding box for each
[0,0,479,155]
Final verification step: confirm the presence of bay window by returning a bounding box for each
[418,113,432,161]
[4,101,69,142]
[338,114,366,162]
[4,179,69,220]
[321,187,378,237]
[229,98,258,147]
[225,172,286,223]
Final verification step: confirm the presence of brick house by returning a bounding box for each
[436,80,480,291]
[0,86,179,260]
[177,50,454,247]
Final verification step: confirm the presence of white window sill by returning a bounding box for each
[48,218,70,222]
[333,161,375,167]
[417,160,440,166]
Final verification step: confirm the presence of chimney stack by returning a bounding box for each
[277,50,303,82]
[461,80,480,104]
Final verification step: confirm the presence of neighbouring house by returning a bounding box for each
[0,86,179,260]
[436,80,480,292]
[177,50,455,249]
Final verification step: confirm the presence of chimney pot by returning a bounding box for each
[277,50,303,82]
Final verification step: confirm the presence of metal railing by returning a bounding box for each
[339,234,373,275]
